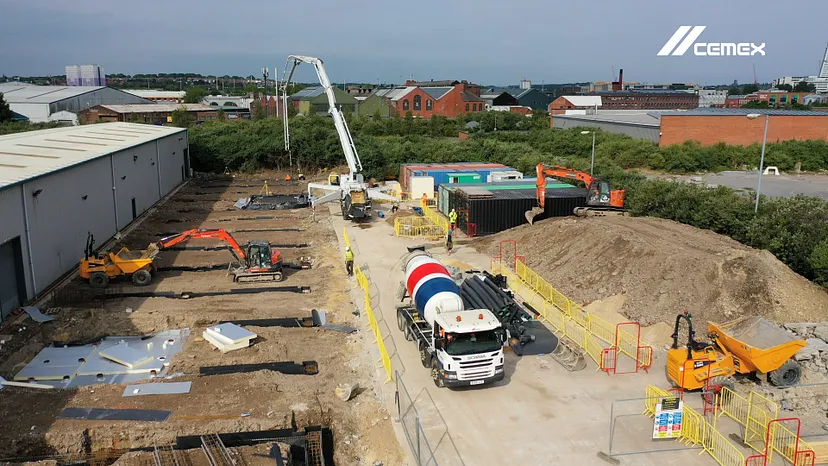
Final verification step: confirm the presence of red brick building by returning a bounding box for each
[725,91,812,108]
[548,96,603,115]
[375,81,484,118]
[79,103,217,125]
[659,109,828,146]
[594,91,698,109]
[724,95,757,108]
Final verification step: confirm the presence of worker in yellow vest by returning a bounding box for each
[449,209,458,231]
[344,247,355,276]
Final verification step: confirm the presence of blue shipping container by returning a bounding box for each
[410,167,516,190]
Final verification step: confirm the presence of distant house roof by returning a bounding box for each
[461,91,484,102]
[421,87,453,100]
[374,86,417,101]
[488,88,534,99]
[406,80,459,87]
[480,91,513,99]
[93,103,214,113]
[561,96,603,107]
[290,86,326,100]
[122,89,185,98]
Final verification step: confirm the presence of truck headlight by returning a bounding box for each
[495,365,504,374]
[445,371,458,380]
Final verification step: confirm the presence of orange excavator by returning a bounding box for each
[525,163,628,224]
[158,228,285,282]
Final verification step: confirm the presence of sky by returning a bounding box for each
[1,0,826,86]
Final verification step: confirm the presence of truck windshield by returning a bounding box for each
[445,330,501,356]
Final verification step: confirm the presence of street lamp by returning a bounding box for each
[581,130,596,175]
[746,113,770,215]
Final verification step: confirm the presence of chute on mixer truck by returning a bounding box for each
[396,251,505,388]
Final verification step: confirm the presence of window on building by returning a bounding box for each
[466,103,470,112]
[403,99,410,110]
[426,99,433,110]
[414,95,421,110]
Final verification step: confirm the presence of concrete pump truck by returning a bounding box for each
[280,55,396,221]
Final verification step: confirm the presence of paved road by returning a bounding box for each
[651,171,828,200]
[331,206,716,466]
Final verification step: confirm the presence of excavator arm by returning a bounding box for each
[158,229,247,264]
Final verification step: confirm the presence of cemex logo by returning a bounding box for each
[657,26,766,57]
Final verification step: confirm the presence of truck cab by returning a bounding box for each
[431,310,505,387]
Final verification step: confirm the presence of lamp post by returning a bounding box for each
[581,130,596,175]
[746,113,769,215]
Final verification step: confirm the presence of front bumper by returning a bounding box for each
[442,371,504,388]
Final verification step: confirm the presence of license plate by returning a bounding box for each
[469,380,484,385]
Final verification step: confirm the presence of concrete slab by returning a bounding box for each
[123,382,192,397]
[99,344,154,369]
[14,346,97,381]
[205,323,256,345]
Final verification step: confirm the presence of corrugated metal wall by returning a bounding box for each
[552,117,660,142]
[0,131,188,312]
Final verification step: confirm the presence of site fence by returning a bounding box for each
[344,227,393,384]
[395,371,465,466]
[394,216,445,240]
[491,254,652,373]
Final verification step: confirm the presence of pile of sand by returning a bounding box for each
[475,216,828,327]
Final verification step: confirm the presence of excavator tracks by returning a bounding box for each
[573,207,630,218]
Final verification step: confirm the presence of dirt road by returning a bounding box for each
[331,206,716,466]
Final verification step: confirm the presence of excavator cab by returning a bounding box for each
[587,180,612,206]
[245,240,281,271]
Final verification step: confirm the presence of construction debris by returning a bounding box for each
[203,323,257,353]
[58,407,172,422]
[22,306,54,323]
[123,382,192,397]
[0,376,54,390]
[234,193,310,211]
[99,343,154,369]
[335,382,358,401]
[199,361,319,376]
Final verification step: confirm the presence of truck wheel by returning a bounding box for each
[430,359,444,388]
[89,272,109,289]
[703,376,733,405]
[769,360,802,387]
[397,311,405,332]
[419,341,431,368]
[132,269,152,286]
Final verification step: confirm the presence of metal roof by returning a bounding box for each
[0,122,186,191]
[0,82,107,103]
[421,87,453,100]
[667,108,828,117]
[461,91,483,102]
[290,86,326,100]
[560,96,603,107]
[374,86,417,101]
[94,103,214,113]
[552,112,670,127]
[121,90,185,98]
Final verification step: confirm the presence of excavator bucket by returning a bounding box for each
[525,207,544,225]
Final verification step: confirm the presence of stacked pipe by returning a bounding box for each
[458,272,539,347]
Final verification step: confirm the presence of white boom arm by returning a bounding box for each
[281,55,362,177]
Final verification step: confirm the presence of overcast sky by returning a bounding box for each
[1,0,826,86]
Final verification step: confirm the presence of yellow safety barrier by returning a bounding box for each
[498,257,654,372]
[719,387,779,453]
[394,216,445,240]
[420,197,449,234]
[767,421,815,466]
[343,228,393,384]
[643,385,746,466]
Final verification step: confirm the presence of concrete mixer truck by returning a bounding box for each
[396,251,506,388]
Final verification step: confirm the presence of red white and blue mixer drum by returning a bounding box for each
[404,254,464,324]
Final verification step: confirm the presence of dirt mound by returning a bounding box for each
[475,216,828,326]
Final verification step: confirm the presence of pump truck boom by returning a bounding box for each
[157,228,286,282]
[525,163,627,224]
[280,55,396,221]
[396,251,505,388]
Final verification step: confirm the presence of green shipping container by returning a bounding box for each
[447,173,482,184]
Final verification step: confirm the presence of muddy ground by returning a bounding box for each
[0,173,403,466]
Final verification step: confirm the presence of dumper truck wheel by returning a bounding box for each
[132,269,152,287]
[769,360,801,387]
[430,359,444,388]
[397,311,405,332]
[703,376,734,405]
[89,272,109,289]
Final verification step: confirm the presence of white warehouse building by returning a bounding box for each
[0,123,190,321]
[0,82,151,123]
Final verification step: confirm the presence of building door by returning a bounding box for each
[0,238,26,322]
[131,197,137,220]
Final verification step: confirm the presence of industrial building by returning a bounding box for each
[0,123,189,321]
[0,82,151,123]
[79,103,218,125]
[122,89,185,103]
[65,64,105,86]
[551,111,668,142]
[659,108,828,146]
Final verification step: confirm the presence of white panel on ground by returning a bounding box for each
[205,323,256,345]
[123,381,192,397]
[98,343,154,368]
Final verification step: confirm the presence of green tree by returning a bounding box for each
[793,81,816,92]
[171,107,192,127]
[184,87,208,103]
[372,109,382,121]
[727,86,742,96]
[810,241,828,285]
[252,103,266,120]
[217,108,226,121]
[741,100,770,109]
[776,84,793,91]
[0,92,12,122]
[223,101,235,107]
[741,84,759,94]
[784,102,810,111]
